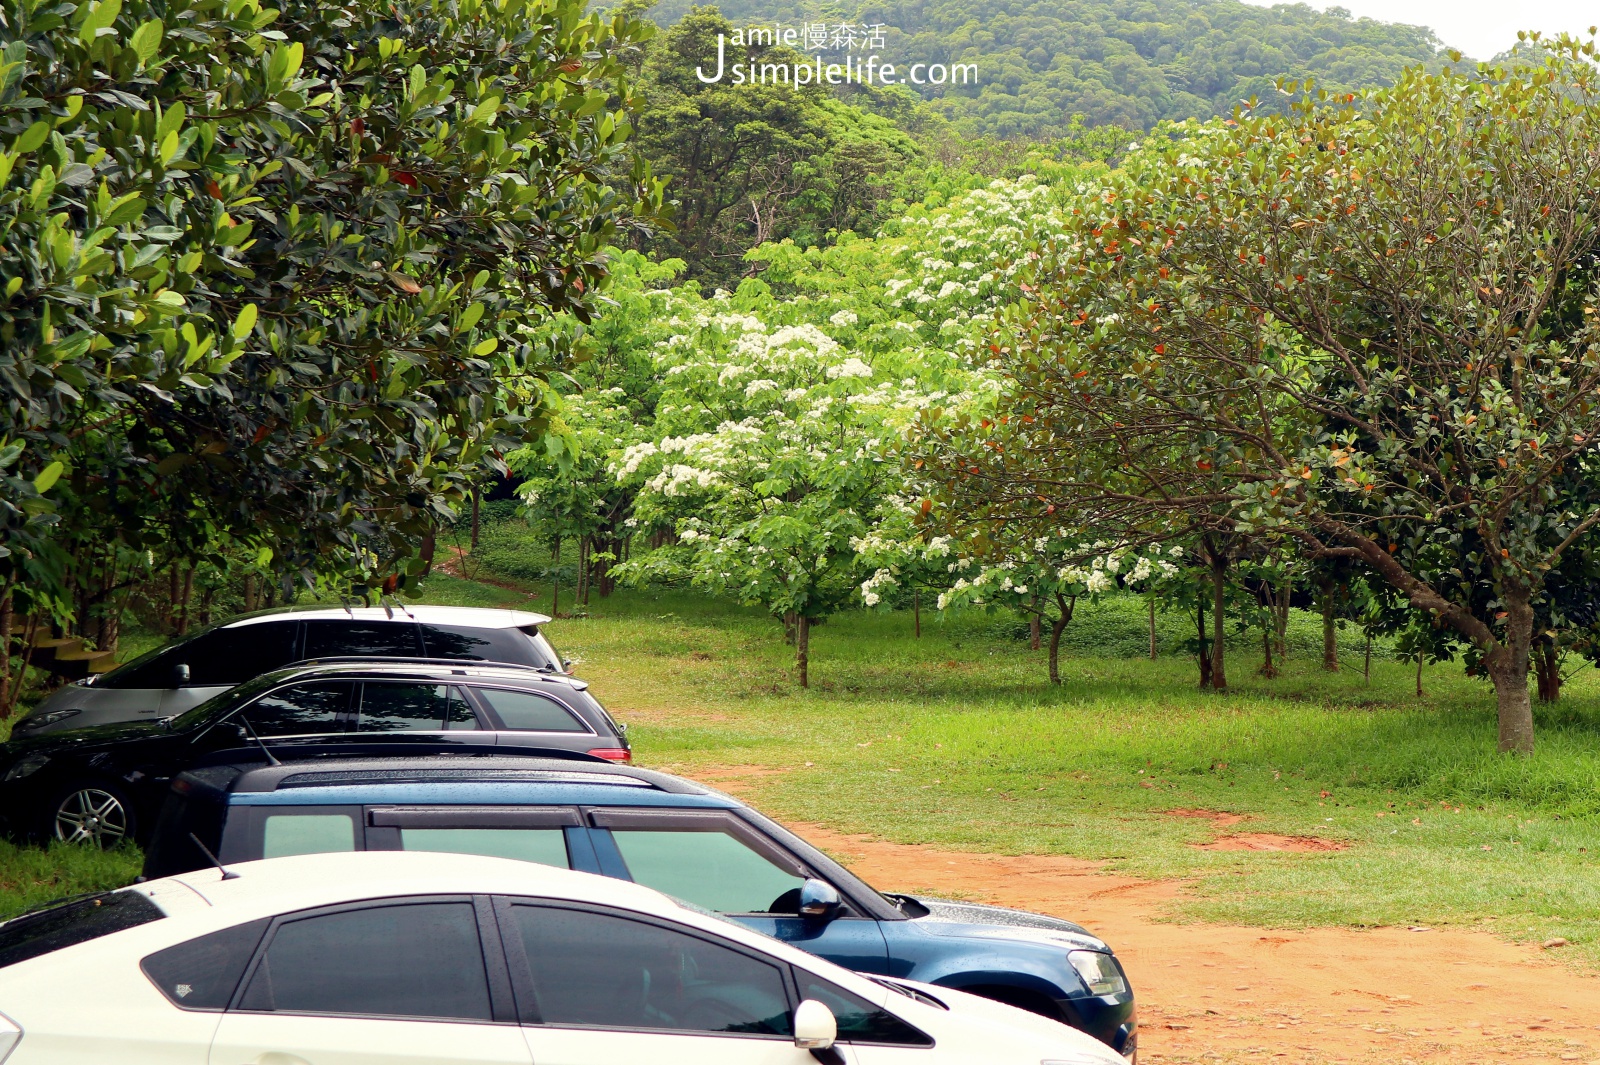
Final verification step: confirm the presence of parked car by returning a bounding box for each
[13,605,568,736]
[142,756,1137,1060]
[0,662,630,846]
[0,851,1126,1065]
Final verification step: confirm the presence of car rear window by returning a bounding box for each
[473,688,588,732]
[0,891,164,969]
[419,625,548,667]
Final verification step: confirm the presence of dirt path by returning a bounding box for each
[694,770,1600,1063]
[796,822,1600,1064]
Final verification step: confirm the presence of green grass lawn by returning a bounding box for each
[417,565,1600,968]
[5,556,1598,976]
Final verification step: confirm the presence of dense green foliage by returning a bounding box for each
[643,0,1453,138]
[0,0,664,667]
[633,8,923,286]
[912,41,1600,751]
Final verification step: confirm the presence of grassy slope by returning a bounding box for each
[419,563,1600,968]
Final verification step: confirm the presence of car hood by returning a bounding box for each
[4,718,170,754]
[904,895,1111,952]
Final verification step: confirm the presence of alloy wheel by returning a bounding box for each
[54,788,129,847]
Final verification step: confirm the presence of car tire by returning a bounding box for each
[45,781,137,848]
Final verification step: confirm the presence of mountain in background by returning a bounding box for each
[644,0,1456,138]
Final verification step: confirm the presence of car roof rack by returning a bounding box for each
[280,657,578,681]
[175,751,706,797]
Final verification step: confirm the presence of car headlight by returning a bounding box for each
[4,753,51,782]
[1067,950,1128,997]
[16,709,80,732]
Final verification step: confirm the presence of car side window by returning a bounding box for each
[608,828,805,915]
[354,683,474,732]
[262,811,358,858]
[240,681,350,736]
[142,919,270,1010]
[301,621,421,661]
[474,688,587,733]
[237,901,491,1021]
[508,904,792,1037]
[793,974,933,1046]
[113,623,299,689]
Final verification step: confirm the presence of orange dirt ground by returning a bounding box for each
[788,823,1600,1064]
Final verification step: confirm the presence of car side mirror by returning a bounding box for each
[793,999,837,1051]
[799,878,841,921]
[171,663,191,688]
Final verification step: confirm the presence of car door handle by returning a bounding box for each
[252,1054,312,1065]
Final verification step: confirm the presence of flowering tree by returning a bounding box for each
[933,540,1179,683]
[914,47,1600,750]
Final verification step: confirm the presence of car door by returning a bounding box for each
[495,899,840,1065]
[587,809,890,974]
[209,897,530,1065]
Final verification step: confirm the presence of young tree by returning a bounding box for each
[915,43,1600,752]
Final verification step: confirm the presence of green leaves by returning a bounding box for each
[31,461,64,494]
[128,18,163,63]
[0,0,668,610]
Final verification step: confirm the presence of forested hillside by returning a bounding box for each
[644,0,1455,136]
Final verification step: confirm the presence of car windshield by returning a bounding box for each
[91,635,190,686]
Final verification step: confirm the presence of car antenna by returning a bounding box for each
[237,714,282,766]
[189,833,240,881]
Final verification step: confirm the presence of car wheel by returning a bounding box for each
[49,782,135,847]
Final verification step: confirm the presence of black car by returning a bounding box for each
[0,662,630,846]
[16,605,569,736]
[143,756,1137,1060]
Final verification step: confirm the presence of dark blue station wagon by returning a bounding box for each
[144,756,1138,1061]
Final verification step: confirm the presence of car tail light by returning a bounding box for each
[586,747,631,763]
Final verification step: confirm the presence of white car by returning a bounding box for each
[0,852,1124,1065]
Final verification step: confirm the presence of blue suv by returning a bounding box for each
[144,755,1138,1061]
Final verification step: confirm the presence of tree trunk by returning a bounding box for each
[1028,599,1041,651]
[1416,653,1424,697]
[0,585,12,696]
[1044,594,1075,686]
[582,530,595,604]
[549,538,561,616]
[1534,636,1561,703]
[1209,555,1228,691]
[1148,598,1157,659]
[1321,585,1338,672]
[243,573,258,613]
[1274,574,1290,662]
[1195,595,1212,689]
[1484,591,1535,753]
[913,590,921,639]
[2,613,40,719]
[176,565,196,636]
[796,615,810,689]
[470,485,481,550]
[783,612,798,646]
[1364,634,1372,685]
[1259,621,1277,679]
